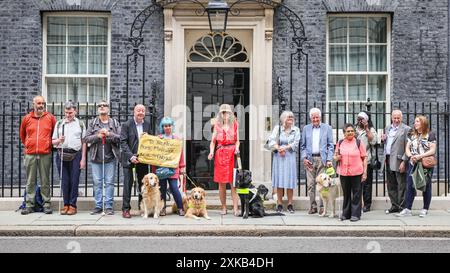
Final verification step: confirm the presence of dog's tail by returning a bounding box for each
[263,212,285,216]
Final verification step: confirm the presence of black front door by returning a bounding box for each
[186,67,249,190]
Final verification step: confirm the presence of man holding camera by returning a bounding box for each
[355,111,378,212]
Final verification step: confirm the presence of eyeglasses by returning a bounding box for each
[98,104,109,108]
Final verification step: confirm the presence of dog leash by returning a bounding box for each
[185,174,199,188]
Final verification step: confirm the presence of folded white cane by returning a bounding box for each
[59,123,65,215]
[101,135,106,216]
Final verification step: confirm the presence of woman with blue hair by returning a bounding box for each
[156,117,185,216]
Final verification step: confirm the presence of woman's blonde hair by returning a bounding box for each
[216,108,235,127]
[413,115,430,136]
[280,111,295,127]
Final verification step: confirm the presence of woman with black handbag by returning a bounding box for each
[355,111,378,212]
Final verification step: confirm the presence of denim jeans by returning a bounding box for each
[160,178,183,209]
[91,160,116,209]
[405,163,433,210]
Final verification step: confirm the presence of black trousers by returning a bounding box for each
[122,163,149,211]
[362,166,374,209]
[340,175,362,219]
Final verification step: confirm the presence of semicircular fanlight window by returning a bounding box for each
[188,33,249,63]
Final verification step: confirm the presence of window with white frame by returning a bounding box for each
[327,14,390,131]
[43,13,110,113]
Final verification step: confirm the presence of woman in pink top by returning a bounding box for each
[334,123,367,222]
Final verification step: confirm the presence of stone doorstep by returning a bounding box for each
[2,196,450,212]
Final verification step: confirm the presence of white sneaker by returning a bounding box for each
[419,209,428,218]
[396,208,412,217]
[272,193,278,202]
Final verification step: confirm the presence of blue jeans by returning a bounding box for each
[405,163,433,210]
[160,178,183,209]
[91,160,116,209]
[56,151,81,208]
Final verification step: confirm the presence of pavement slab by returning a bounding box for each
[1,209,450,237]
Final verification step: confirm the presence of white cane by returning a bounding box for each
[101,135,106,216]
[59,123,65,215]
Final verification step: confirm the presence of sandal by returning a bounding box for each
[233,210,240,217]
[220,208,227,215]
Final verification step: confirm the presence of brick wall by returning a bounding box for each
[272,0,449,113]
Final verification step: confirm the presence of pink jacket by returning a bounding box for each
[336,138,367,176]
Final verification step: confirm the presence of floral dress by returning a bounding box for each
[213,121,238,183]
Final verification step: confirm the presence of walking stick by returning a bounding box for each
[101,135,106,216]
[59,123,65,215]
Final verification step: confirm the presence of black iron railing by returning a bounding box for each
[0,101,156,198]
[0,100,449,197]
[294,100,450,197]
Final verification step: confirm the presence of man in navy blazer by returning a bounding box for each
[300,108,334,214]
[120,104,152,218]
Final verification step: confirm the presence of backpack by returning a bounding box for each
[17,185,44,212]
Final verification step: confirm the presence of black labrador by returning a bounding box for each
[236,170,284,219]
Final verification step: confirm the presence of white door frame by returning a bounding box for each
[163,9,275,185]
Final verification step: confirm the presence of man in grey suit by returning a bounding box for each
[382,110,411,214]
[300,108,334,214]
[121,104,152,218]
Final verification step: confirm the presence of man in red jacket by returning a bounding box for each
[19,96,56,215]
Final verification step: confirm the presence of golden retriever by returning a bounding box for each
[140,173,164,219]
[184,187,211,220]
[316,173,340,218]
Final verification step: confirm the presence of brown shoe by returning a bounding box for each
[60,205,69,215]
[319,207,324,215]
[66,206,77,215]
[122,210,131,218]
[308,207,318,214]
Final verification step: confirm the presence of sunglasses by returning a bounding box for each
[98,104,109,108]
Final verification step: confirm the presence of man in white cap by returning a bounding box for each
[355,111,378,212]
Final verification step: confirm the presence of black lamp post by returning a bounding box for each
[206,0,230,33]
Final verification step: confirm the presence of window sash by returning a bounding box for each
[43,13,110,105]
[327,14,390,131]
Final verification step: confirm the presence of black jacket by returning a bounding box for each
[120,118,152,168]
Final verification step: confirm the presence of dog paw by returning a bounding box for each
[194,216,200,220]
[205,216,211,220]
